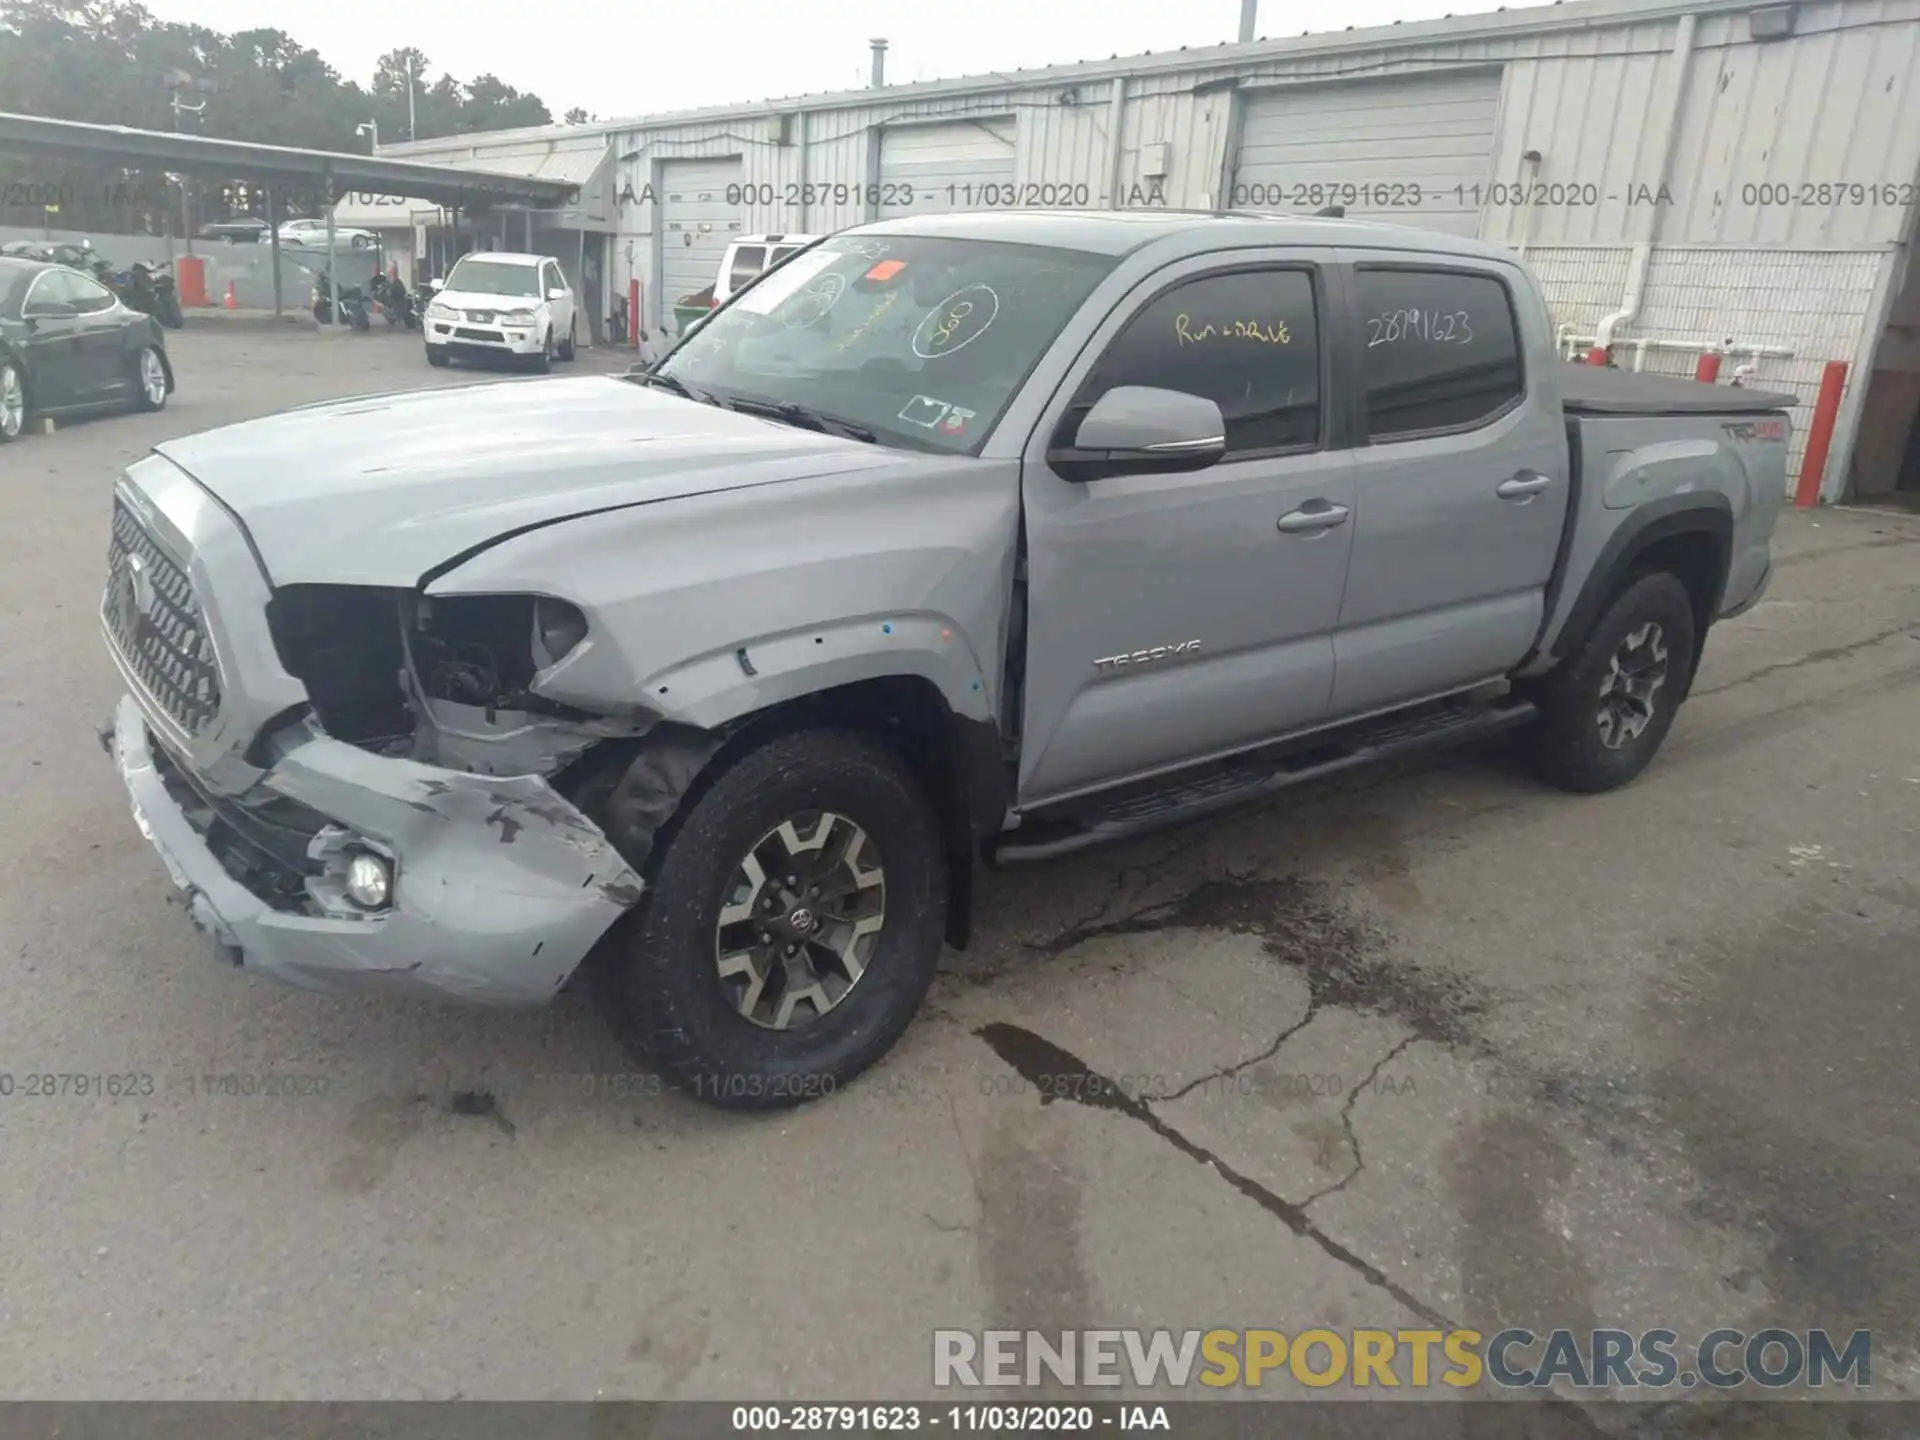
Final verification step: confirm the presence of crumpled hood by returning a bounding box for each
[155,375,888,586]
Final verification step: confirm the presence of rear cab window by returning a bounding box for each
[1352,267,1524,440]
[726,245,767,294]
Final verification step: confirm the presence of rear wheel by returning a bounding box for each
[131,346,168,413]
[597,729,947,1111]
[0,358,26,442]
[1527,570,1696,793]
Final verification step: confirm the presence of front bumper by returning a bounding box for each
[424,316,544,356]
[103,694,643,1006]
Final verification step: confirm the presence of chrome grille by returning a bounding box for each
[105,500,222,736]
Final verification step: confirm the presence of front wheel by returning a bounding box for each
[529,329,552,373]
[425,344,450,368]
[558,318,577,361]
[597,729,947,1111]
[1526,571,1696,794]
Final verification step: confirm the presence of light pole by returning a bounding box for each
[406,54,417,140]
[165,70,210,252]
[357,119,379,152]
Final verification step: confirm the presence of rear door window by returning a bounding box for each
[1353,268,1524,441]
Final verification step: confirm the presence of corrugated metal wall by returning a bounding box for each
[584,0,1920,489]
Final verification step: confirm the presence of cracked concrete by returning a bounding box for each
[1,329,1917,1416]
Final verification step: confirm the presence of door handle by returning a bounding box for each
[1276,501,1351,534]
[1497,472,1553,500]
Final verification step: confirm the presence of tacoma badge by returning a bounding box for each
[1094,640,1203,673]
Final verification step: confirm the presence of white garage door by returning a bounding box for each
[1230,72,1502,237]
[876,119,1016,218]
[660,156,743,311]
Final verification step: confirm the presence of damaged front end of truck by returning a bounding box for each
[100,464,720,1005]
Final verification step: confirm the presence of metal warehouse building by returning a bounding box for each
[374,0,1920,503]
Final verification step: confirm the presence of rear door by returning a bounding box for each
[64,269,132,400]
[1018,250,1357,804]
[1327,252,1569,716]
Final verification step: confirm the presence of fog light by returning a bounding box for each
[346,852,392,909]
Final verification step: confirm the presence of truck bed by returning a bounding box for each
[1560,364,1797,416]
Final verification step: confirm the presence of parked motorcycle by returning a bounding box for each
[96,261,184,330]
[310,273,372,331]
[369,275,418,329]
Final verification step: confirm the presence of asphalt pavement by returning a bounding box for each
[0,325,1916,1421]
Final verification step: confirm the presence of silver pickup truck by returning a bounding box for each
[100,211,1790,1108]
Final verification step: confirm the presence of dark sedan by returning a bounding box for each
[0,257,174,443]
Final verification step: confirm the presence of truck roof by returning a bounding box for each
[852,208,1526,264]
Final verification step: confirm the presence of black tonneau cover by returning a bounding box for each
[1560,364,1796,416]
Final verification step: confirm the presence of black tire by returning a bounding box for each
[425,344,450,368]
[558,318,577,361]
[1526,570,1696,794]
[530,329,552,374]
[597,728,947,1112]
[0,358,26,443]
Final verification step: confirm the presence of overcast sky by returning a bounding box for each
[138,0,1508,123]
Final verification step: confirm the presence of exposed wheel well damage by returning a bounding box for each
[563,677,1004,951]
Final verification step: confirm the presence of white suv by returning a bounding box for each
[423,252,577,372]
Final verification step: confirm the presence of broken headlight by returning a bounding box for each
[411,593,589,709]
[533,595,589,668]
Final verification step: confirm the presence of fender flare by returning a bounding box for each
[1545,492,1733,668]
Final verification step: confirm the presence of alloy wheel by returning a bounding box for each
[1595,621,1668,749]
[0,363,22,437]
[140,349,167,406]
[713,811,887,1031]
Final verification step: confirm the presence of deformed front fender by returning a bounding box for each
[612,612,998,732]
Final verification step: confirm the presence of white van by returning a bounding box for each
[713,233,822,306]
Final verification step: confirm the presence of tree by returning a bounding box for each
[0,0,573,234]
[461,72,550,131]
[564,106,591,125]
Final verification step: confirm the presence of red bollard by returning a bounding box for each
[1694,352,1722,383]
[628,278,641,346]
[1585,345,1610,366]
[1794,361,1849,509]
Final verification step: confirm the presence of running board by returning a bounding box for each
[985,697,1538,866]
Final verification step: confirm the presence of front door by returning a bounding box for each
[1018,252,1356,805]
[544,260,575,342]
[1328,252,1571,716]
[20,270,88,403]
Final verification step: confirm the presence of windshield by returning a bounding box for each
[445,259,541,298]
[654,234,1116,454]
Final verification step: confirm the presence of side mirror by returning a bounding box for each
[1049,386,1227,481]
[427,277,445,293]
[547,287,567,301]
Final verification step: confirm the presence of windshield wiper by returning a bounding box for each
[623,369,718,406]
[724,397,877,444]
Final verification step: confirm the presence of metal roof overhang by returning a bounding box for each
[0,112,576,209]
